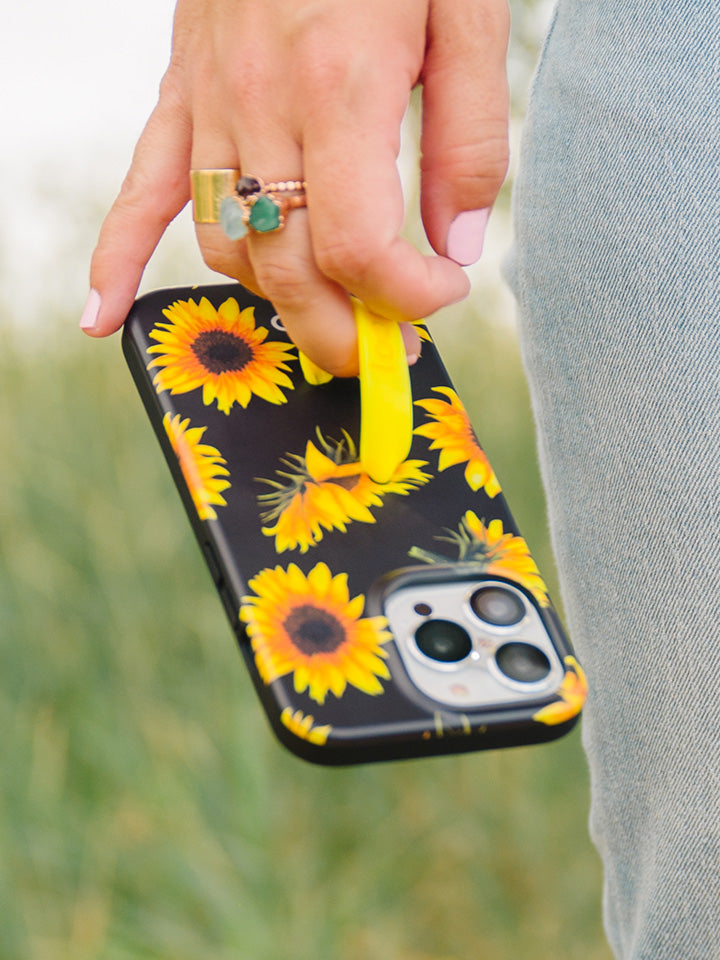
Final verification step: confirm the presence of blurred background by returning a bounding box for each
[0,2,612,957]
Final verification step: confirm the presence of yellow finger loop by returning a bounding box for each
[353,298,413,484]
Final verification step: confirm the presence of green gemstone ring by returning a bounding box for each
[191,170,306,239]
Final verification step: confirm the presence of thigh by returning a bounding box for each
[506,3,720,958]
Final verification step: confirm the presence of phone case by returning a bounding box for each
[122,284,587,765]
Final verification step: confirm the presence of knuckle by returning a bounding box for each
[423,132,509,200]
[157,64,185,110]
[197,235,238,278]
[117,165,152,211]
[314,234,379,287]
[222,48,272,112]
[116,159,186,226]
[290,20,358,103]
[252,252,315,307]
[298,54,349,103]
[482,0,511,43]
[116,168,176,227]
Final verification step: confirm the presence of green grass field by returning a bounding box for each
[0,309,611,959]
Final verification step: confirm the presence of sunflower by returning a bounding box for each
[147,296,295,413]
[163,412,231,520]
[257,430,431,553]
[240,562,392,704]
[533,656,588,726]
[408,510,550,607]
[414,387,500,497]
[280,708,332,745]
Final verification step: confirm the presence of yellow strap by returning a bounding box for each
[297,300,414,484]
[353,298,413,484]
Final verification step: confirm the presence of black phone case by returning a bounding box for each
[122,284,586,764]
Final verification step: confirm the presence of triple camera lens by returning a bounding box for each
[412,584,551,684]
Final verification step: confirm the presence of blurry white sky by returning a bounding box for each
[0,0,216,325]
[0,0,547,330]
[3,0,172,158]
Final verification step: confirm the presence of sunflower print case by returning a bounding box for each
[122,284,586,765]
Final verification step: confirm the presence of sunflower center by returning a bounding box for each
[284,604,346,655]
[192,329,252,374]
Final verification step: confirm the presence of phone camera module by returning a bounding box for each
[414,619,472,664]
[470,585,525,627]
[495,642,551,683]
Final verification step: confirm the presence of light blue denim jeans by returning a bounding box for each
[505,2,720,957]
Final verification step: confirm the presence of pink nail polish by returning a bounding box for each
[446,209,491,266]
[80,289,101,331]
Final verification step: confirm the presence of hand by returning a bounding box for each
[82,0,509,376]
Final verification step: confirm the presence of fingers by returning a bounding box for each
[420,0,510,263]
[238,124,451,374]
[85,0,509,373]
[83,74,193,336]
[248,208,362,378]
[189,22,431,377]
[303,113,471,324]
[194,205,422,378]
[191,101,365,375]
[301,46,470,325]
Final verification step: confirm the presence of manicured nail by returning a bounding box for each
[80,289,101,331]
[446,208,491,266]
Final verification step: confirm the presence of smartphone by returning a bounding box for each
[122,283,586,765]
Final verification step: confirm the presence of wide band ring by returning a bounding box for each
[190,169,241,223]
[190,170,307,239]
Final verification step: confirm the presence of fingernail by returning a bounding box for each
[446,208,491,266]
[80,289,101,331]
[407,353,419,367]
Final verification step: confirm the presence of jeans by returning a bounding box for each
[505,2,720,957]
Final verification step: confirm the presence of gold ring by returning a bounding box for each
[190,170,307,239]
[190,169,241,223]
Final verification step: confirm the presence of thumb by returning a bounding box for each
[420,0,509,265]
[81,77,192,337]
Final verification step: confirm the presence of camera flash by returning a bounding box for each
[450,683,470,698]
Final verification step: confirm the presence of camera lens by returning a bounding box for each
[414,619,472,663]
[470,585,525,626]
[495,642,551,683]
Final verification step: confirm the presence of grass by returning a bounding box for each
[0,312,611,960]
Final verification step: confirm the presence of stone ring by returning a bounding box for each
[190,170,307,239]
